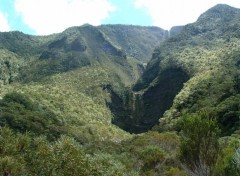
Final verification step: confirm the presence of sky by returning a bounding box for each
[0,0,240,35]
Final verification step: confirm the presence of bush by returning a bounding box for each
[89,153,127,176]
[138,146,165,174]
[177,111,220,175]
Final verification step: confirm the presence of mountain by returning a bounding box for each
[113,4,240,134]
[0,24,175,175]
[0,24,167,84]
[0,24,168,141]
[1,4,240,175]
[98,25,168,61]
[2,4,240,140]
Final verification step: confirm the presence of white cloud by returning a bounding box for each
[15,0,115,35]
[134,0,240,29]
[0,11,10,32]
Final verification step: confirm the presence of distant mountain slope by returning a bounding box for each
[0,24,167,85]
[113,4,240,133]
[20,24,133,84]
[98,25,168,61]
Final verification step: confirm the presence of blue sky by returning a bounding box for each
[0,0,240,35]
[0,0,35,34]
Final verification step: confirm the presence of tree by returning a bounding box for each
[178,111,220,176]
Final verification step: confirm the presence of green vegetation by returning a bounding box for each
[229,147,240,175]
[0,92,65,140]
[0,127,121,176]
[177,112,220,175]
[1,4,240,175]
[132,4,240,135]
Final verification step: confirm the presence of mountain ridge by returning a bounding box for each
[0,24,167,85]
[2,4,240,134]
[1,4,240,175]
[0,24,168,142]
[124,4,240,133]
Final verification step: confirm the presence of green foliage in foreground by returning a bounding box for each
[114,132,184,175]
[212,138,240,176]
[178,112,220,176]
[0,127,187,176]
[0,127,128,176]
[176,111,240,176]
[1,112,240,176]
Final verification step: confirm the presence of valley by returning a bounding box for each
[1,4,240,175]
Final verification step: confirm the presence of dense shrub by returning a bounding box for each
[177,111,220,175]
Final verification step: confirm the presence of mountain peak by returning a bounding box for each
[205,4,238,14]
[198,4,240,22]
[210,3,235,10]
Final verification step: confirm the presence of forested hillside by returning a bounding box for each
[1,4,240,176]
[114,4,240,135]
